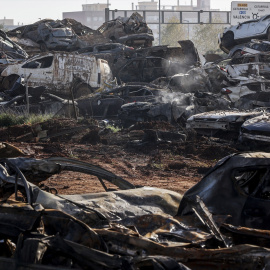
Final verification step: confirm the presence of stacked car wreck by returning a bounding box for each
[1,12,270,270]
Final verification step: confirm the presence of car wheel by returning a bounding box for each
[40,42,48,52]
[2,74,20,90]
[222,32,235,48]
[75,83,93,98]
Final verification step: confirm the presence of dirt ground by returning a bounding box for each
[1,118,238,196]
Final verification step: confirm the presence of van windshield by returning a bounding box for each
[52,28,73,37]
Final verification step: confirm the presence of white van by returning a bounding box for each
[1,52,112,98]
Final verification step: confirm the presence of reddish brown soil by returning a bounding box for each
[0,119,238,196]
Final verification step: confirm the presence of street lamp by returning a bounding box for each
[183,19,189,40]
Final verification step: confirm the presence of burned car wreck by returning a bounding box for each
[7,19,80,52]
[0,52,112,98]
[0,29,28,60]
[178,152,270,230]
[186,108,270,137]
[97,12,154,48]
[239,112,270,147]
[1,153,270,269]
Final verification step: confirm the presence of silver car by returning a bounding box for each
[220,14,270,52]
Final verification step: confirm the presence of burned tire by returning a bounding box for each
[40,42,48,52]
[222,32,235,49]
[75,83,93,98]
[2,74,20,90]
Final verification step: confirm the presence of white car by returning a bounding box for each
[220,14,270,52]
[1,52,112,98]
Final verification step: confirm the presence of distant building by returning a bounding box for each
[0,18,17,31]
[63,3,108,30]
[136,0,210,11]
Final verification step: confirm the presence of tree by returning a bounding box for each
[192,18,225,54]
[160,16,187,46]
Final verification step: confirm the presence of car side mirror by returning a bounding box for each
[236,23,241,29]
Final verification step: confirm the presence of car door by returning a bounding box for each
[254,15,270,36]
[234,22,253,39]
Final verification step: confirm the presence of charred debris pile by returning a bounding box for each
[1,13,270,150]
[0,149,269,269]
[1,14,270,270]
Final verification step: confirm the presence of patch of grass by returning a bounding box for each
[0,112,54,127]
[152,163,164,170]
[107,124,120,133]
[26,114,53,125]
[0,114,25,127]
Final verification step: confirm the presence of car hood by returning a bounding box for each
[241,113,270,133]
[188,110,264,122]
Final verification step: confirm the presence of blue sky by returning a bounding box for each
[1,0,268,25]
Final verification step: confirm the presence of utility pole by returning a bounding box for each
[159,0,161,45]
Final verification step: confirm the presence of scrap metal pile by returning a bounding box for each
[1,13,270,269]
[1,14,270,148]
[1,151,270,269]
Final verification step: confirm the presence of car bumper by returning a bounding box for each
[186,120,229,130]
[240,132,270,143]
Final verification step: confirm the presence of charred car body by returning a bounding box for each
[7,19,79,52]
[239,113,270,146]
[186,108,270,137]
[117,56,195,84]
[0,52,112,98]
[119,91,230,127]
[0,30,28,60]
[178,152,270,230]
[1,153,270,269]
[97,12,154,48]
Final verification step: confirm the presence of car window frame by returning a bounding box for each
[232,166,270,198]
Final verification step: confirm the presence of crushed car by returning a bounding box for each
[7,18,109,55]
[0,52,112,98]
[116,56,191,84]
[186,107,270,137]
[118,91,230,127]
[152,67,213,93]
[136,40,201,67]
[221,80,270,104]
[0,29,28,61]
[97,12,154,48]
[239,112,270,147]
[77,83,162,119]
[1,154,270,268]
[229,39,270,57]
[178,151,270,230]
[7,19,80,52]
